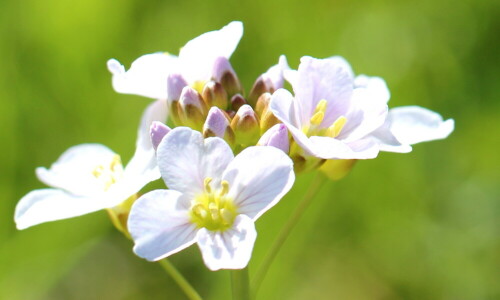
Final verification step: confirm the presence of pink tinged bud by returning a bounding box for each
[230,93,247,112]
[231,104,260,147]
[211,57,241,97]
[256,93,280,131]
[150,121,171,150]
[179,86,207,130]
[258,123,289,154]
[167,74,188,103]
[203,107,234,142]
[248,75,272,107]
[201,81,228,109]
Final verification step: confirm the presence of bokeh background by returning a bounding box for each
[1,0,498,299]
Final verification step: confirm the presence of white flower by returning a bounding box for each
[107,21,243,100]
[270,56,454,160]
[15,100,167,229]
[128,127,295,271]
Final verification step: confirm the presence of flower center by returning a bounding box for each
[92,155,124,191]
[190,177,237,231]
[302,99,347,138]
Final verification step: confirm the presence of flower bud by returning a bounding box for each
[107,194,137,239]
[256,93,280,132]
[179,86,207,130]
[212,57,242,97]
[203,107,235,143]
[230,105,260,148]
[201,81,228,109]
[150,121,171,150]
[248,55,289,106]
[230,93,247,112]
[257,124,289,154]
[167,74,188,124]
[248,75,272,107]
[319,159,357,181]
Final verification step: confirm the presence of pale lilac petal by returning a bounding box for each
[128,190,197,261]
[36,144,117,196]
[156,127,234,197]
[107,53,178,99]
[354,75,391,104]
[387,106,455,145]
[223,146,294,220]
[121,100,167,196]
[179,21,243,83]
[257,124,290,153]
[308,136,380,159]
[294,56,354,126]
[15,189,110,229]
[262,55,290,90]
[150,121,171,151]
[270,88,301,128]
[196,215,257,271]
[368,122,413,153]
[326,55,355,78]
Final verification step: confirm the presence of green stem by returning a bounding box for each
[158,259,203,300]
[231,267,250,300]
[252,172,326,296]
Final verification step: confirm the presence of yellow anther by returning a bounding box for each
[193,203,207,219]
[310,100,327,125]
[92,165,104,178]
[204,177,213,194]
[220,208,233,223]
[326,116,347,138]
[219,180,230,197]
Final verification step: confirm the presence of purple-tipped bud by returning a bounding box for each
[150,121,171,151]
[211,57,241,97]
[230,93,247,112]
[167,74,188,103]
[231,105,260,147]
[248,75,271,107]
[257,124,290,154]
[178,86,207,130]
[203,107,235,143]
[201,81,228,109]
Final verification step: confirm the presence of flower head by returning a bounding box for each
[15,100,167,229]
[128,127,295,270]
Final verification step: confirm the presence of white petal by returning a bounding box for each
[368,121,413,153]
[222,146,294,220]
[121,99,167,196]
[128,190,197,261]
[340,87,388,142]
[270,88,301,128]
[387,106,454,145]
[326,55,355,78]
[15,189,110,229]
[107,53,178,99]
[196,215,257,271]
[262,55,290,90]
[308,136,380,159]
[294,56,354,126]
[354,75,391,104]
[156,127,234,197]
[179,21,243,83]
[36,144,117,196]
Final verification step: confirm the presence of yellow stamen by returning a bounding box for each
[219,180,229,197]
[326,116,347,138]
[204,177,213,193]
[310,100,328,126]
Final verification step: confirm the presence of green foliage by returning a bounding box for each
[0,0,498,299]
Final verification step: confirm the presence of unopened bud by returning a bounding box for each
[257,124,289,153]
[201,81,228,109]
[150,121,171,150]
[167,74,188,124]
[248,55,289,106]
[212,57,241,97]
[230,93,247,112]
[256,93,280,131]
[319,159,357,181]
[231,105,260,148]
[179,86,207,130]
[203,107,235,143]
[248,75,272,107]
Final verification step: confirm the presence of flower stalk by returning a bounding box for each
[231,267,250,300]
[158,259,202,300]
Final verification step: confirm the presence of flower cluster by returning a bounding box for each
[15,21,453,271]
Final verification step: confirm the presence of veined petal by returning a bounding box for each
[15,189,110,229]
[387,106,455,145]
[179,21,243,83]
[36,144,117,196]
[107,53,178,99]
[223,146,294,220]
[294,56,354,126]
[128,190,197,261]
[196,215,257,271]
[156,127,234,197]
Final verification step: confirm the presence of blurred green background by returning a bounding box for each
[1,0,498,299]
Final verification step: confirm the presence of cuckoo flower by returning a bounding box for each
[270,56,454,160]
[107,21,243,100]
[128,127,294,271]
[15,100,167,229]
